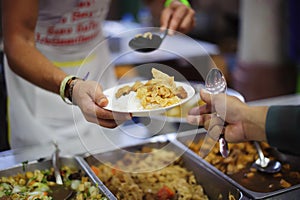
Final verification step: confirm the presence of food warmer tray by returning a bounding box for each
[174,129,300,199]
[0,156,116,200]
[79,134,248,200]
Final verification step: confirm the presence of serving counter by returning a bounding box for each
[0,94,299,199]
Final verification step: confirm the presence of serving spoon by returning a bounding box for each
[199,68,229,158]
[128,29,168,53]
[51,142,74,199]
[252,142,282,173]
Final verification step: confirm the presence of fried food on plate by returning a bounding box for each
[115,68,188,109]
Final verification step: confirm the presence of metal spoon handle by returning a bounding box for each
[52,142,63,185]
[254,141,265,160]
[254,141,271,168]
[161,28,169,40]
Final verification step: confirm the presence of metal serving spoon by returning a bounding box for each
[199,68,229,158]
[128,29,168,53]
[252,142,282,173]
[51,142,74,200]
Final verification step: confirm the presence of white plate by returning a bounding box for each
[103,81,195,117]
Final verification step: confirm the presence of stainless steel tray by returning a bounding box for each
[0,156,115,199]
[174,129,300,199]
[82,134,247,200]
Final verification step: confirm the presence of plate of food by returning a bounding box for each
[103,68,195,116]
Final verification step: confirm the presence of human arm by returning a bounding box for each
[266,106,300,155]
[2,0,66,93]
[187,90,300,155]
[2,0,130,128]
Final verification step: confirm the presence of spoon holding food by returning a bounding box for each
[129,29,168,53]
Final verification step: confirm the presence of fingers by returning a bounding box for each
[179,9,195,33]
[200,89,212,104]
[160,7,172,31]
[160,1,195,34]
[73,80,131,128]
[188,103,212,115]
[82,104,131,128]
[186,91,213,126]
[87,81,131,124]
[168,5,188,34]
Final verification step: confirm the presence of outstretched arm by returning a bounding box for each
[2,0,66,93]
[2,0,131,128]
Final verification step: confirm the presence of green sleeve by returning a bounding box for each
[266,106,300,156]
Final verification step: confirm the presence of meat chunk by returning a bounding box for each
[131,81,144,92]
[175,86,188,99]
[115,85,132,98]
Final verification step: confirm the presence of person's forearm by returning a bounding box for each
[266,106,300,155]
[4,37,67,95]
[2,0,67,95]
[242,105,269,141]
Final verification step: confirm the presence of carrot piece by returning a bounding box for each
[157,185,175,200]
[90,165,100,176]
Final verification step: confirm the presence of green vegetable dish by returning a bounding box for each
[0,166,108,200]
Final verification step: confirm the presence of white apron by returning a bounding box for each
[4,0,135,155]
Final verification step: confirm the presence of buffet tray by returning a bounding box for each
[81,134,247,200]
[174,129,300,199]
[0,156,115,199]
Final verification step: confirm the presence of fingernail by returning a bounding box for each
[97,97,107,106]
[201,89,209,93]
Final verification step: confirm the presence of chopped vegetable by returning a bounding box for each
[157,185,175,200]
[0,166,107,199]
[91,165,100,176]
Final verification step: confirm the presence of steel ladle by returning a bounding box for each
[128,29,168,53]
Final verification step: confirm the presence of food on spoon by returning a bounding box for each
[115,68,188,109]
[135,32,153,40]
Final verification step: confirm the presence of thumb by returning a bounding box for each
[96,96,109,107]
[93,85,109,107]
[200,89,212,104]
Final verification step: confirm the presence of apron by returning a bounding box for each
[4,0,127,155]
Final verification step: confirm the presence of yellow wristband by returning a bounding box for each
[59,75,76,105]
[164,0,190,7]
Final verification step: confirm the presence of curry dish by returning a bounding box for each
[187,139,300,192]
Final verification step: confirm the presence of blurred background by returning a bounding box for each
[106,0,299,100]
[1,0,299,151]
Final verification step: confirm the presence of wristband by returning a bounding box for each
[164,0,190,7]
[66,78,82,104]
[59,75,76,105]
